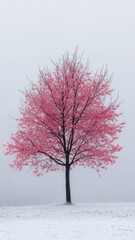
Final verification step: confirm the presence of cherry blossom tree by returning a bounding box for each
[6,51,125,203]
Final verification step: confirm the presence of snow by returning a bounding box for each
[0,203,135,240]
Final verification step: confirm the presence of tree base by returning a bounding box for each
[64,202,73,205]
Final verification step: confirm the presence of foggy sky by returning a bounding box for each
[0,0,135,205]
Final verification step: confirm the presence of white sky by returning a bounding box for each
[0,0,135,205]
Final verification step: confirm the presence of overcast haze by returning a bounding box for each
[0,0,135,205]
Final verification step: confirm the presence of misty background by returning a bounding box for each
[0,0,135,205]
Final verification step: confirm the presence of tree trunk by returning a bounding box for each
[65,165,71,203]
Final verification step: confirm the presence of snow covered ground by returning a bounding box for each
[0,202,135,240]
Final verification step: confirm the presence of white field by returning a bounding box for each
[0,203,135,240]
